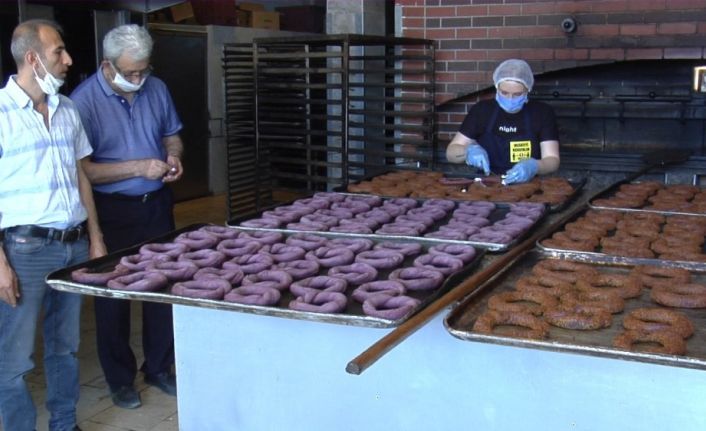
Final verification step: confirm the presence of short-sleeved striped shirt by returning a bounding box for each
[0,76,91,229]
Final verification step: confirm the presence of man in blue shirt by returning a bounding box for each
[71,24,184,409]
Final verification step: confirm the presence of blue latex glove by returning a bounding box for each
[465,145,490,175]
[504,158,539,184]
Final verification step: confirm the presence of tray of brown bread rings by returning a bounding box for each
[226,192,547,252]
[46,223,486,329]
[340,170,585,213]
[590,180,706,216]
[537,207,706,270]
[444,251,706,370]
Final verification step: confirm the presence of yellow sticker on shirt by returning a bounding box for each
[510,140,532,163]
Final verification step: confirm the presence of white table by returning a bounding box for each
[174,305,706,431]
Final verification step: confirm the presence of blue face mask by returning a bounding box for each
[496,92,527,113]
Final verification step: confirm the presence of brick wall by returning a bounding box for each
[396,0,706,142]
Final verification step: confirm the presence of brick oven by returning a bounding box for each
[396,0,706,185]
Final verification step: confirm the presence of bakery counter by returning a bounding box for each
[173,304,706,430]
[172,189,706,430]
[42,176,706,429]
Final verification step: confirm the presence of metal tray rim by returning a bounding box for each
[224,223,513,252]
[48,279,397,328]
[444,323,706,371]
[588,178,706,218]
[588,203,706,218]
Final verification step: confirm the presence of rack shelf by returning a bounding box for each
[223,34,435,217]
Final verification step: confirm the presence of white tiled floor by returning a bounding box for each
[31,298,179,431]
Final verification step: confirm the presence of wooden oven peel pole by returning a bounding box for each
[345,204,584,375]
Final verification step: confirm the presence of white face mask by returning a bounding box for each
[110,63,146,93]
[33,55,64,96]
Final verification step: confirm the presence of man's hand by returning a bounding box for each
[89,240,107,260]
[140,158,173,180]
[162,155,183,183]
[0,251,19,307]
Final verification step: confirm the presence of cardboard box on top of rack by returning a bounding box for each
[180,0,242,26]
[251,10,279,29]
[238,2,264,12]
[170,1,195,23]
[237,2,279,30]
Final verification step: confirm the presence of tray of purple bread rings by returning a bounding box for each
[46,223,486,328]
[226,192,547,252]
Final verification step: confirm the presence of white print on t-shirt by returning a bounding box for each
[498,125,517,133]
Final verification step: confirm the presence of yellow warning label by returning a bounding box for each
[510,140,532,163]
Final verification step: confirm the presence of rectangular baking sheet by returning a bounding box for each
[537,207,706,271]
[444,250,706,371]
[47,224,485,329]
[338,170,586,213]
[227,192,545,252]
[440,176,585,214]
[589,179,706,217]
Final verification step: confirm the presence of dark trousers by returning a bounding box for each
[93,187,176,390]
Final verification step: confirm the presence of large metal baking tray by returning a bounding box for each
[47,224,485,329]
[444,250,706,371]
[589,179,706,217]
[537,207,706,271]
[227,193,546,252]
[441,176,586,214]
[338,170,586,213]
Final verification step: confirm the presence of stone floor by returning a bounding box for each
[51,298,178,431]
[2,194,228,431]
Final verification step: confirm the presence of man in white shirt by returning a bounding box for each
[0,19,105,431]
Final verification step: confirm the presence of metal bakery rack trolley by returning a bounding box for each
[223,34,436,220]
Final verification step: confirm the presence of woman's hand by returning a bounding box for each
[504,158,539,184]
[465,145,490,175]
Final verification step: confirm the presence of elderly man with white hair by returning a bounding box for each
[446,59,560,184]
[70,24,183,409]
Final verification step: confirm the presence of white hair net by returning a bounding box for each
[493,59,534,92]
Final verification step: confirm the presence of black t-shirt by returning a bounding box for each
[458,99,559,143]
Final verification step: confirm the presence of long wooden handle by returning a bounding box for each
[345,204,585,375]
[345,233,536,375]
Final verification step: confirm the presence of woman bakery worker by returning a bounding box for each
[446,59,560,184]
